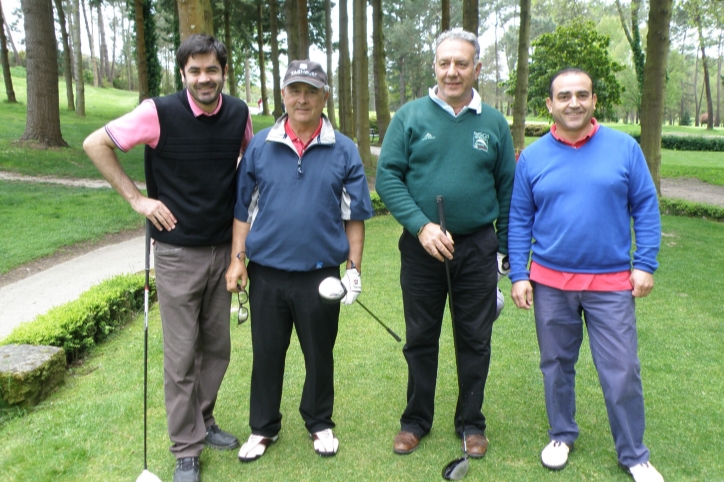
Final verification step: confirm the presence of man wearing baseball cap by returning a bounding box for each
[226,60,374,461]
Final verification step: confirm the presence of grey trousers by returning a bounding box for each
[533,283,650,467]
[153,241,232,458]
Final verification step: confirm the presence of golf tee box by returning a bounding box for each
[0,344,66,408]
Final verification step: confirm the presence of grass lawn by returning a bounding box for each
[0,214,722,481]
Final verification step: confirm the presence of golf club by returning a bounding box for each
[438,195,469,481]
[318,277,402,342]
[137,221,161,482]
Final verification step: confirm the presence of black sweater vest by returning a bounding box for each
[144,90,248,246]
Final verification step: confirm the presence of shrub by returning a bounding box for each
[1,274,155,364]
[660,198,724,222]
[370,191,388,215]
[630,134,724,152]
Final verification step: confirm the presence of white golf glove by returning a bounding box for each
[497,252,510,281]
[341,268,361,305]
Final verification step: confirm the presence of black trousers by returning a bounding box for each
[398,225,498,438]
[247,262,341,437]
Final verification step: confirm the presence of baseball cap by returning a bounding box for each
[282,60,328,89]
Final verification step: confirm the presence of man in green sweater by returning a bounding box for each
[376,27,516,458]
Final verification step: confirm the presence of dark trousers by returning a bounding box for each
[247,262,341,437]
[399,225,499,438]
[154,241,232,458]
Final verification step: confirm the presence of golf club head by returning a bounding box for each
[319,276,346,304]
[136,469,162,482]
[442,456,469,480]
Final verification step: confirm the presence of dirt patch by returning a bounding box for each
[1,172,722,289]
[0,227,145,288]
[0,172,146,190]
[660,178,724,208]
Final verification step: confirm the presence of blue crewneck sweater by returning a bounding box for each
[508,126,661,282]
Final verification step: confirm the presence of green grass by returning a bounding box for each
[0,71,275,181]
[0,214,722,481]
[0,181,143,273]
[0,71,276,274]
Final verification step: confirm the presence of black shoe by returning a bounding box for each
[173,457,200,482]
[205,424,240,450]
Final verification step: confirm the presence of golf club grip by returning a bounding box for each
[437,195,446,233]
[145,221,151,275]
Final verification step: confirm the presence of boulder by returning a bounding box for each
[0,344,66,408]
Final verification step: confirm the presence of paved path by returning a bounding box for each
[0,237,153,340]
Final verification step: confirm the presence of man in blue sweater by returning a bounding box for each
[225,60,373,462]
[508,68,663,482]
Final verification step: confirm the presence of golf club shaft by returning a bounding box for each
[355,299,402,342]
[143,221,150,470]
[437,196,468,454]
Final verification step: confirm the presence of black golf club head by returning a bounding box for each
[442,456,469,480]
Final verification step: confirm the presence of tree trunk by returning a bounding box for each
[0,0,17,103]
[614,0,644,110]
[20,0,68,147]
[52,0,74,109]
[177,0,213,39]
[716,35,722,127]
[80,0,98,86]
[109,5,116,83]
[640,0,672,195]
[297,0,309,59]
[270,0,282,119]
[353,0,371,167]
[693,54,700,126]
[462,0,478,36]
[697,18,714,130]
[1,2,20,65]
[441,0,450,32]
[511,0,531,154]
[285,0,299,61]
[338,0,353,137]
[398,56,406,106]
[493,7,500,109]
[371,0,389,142]
[462,0,478,91]
[97,2,109,82]
[222,0,235,96]
[244,55,251,103]
[71,0,85,115]
[324,0,336,128]
[133,0,149,101]
[256,1,268,115]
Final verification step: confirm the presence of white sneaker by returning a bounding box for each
[311,428,339,456]
[541,440,571,470]
[628,462,664,482]
[238,434,278,462]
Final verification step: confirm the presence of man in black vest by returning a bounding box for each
[84,34,252,482]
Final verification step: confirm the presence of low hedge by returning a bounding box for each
[1,274,155,364]
[659,198,724,222]
[630,134,724,152]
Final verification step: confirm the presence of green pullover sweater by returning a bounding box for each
[375,96,516,253]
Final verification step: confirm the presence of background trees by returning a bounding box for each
[6,0,724,174]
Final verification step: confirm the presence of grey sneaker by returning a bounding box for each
[205,424,240,450]
[173,457,200,482]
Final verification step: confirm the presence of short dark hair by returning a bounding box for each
[176,34,227,72]
[548,67,593,98]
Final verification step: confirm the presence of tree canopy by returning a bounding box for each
[522,20,625,120]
